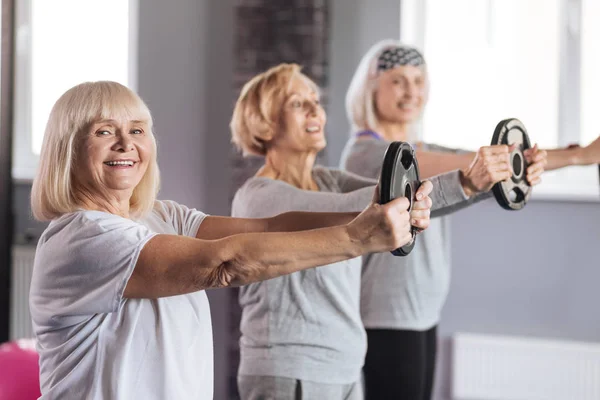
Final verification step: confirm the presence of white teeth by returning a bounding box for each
[105,161,134,166]
[306,126,320,133]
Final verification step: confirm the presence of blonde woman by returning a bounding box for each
[29,81,418,399]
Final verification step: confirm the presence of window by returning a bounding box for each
[401,0,600,201]
[581,0,599,147]
[13,0,138,181]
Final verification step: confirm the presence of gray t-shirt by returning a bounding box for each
[340,136,491,330]
[29,200,213,399]
[231,165,472,383]
[232,166,374,384]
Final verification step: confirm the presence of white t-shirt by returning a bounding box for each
[29,200,213,399]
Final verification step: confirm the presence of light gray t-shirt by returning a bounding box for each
[232,166,374,384]
[340,136,491,330]
[231,165,470,383]
[29,200,213,399]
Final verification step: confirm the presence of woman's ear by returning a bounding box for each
[255,127,275,143]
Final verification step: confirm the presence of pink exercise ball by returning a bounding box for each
[0,339,41,400]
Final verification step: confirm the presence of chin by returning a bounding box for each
[395,113,419,124]
[106,179,140,191]
[314,140,327,153]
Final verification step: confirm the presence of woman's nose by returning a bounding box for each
[405,82,419,98]
[306,101,318,116]
[113,134,134,152]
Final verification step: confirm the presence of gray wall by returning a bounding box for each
[138,1,234,399]
[326,0,400,166]
[435,199,600,400]
[12,183,47,244]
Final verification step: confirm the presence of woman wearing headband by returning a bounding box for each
[341,40,553,399]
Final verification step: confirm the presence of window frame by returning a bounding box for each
[12,0,139,182]
[400,0,599,202]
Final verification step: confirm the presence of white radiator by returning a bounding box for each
[10,245,36,340]
[452,333,600,400]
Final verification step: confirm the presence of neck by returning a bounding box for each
[75,186,132,219]
[258,148,318,190]
[376,120,411,142]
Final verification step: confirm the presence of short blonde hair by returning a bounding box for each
[345,40,428,136]
[230,63,319,156]
[31,81,160,221]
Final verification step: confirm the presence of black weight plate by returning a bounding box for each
[379,141,421,256]
[490,118,532,210]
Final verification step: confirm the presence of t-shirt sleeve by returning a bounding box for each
[341,139,389,181]
[231,178,373,218]
[152,200,208,237]
[327,168,378,193]
[421,142,474,155]
[428,171,493,218]
[30,212,157,329]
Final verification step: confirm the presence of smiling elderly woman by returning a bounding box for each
[341,40,550,399]
[28,81,419,399]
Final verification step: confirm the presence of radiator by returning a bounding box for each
[10,245,36,340]
[452,333,600,400]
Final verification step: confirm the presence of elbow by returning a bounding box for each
[203,261,237,288]
[196,237,265,290]
[201,251,259,289]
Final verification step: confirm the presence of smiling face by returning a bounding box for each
[75,117,154,200]
[374,64,427,125]
[270,73,327,154]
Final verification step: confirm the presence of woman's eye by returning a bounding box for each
[96,130,112,136]
[292,100,302,108]
[131,129,143,135]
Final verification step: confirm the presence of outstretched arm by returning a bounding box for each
[124,196,414,298]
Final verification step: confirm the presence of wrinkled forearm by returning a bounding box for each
[415,149,475,179]
[544,147,585,171]
[217,226,362,287]
[266,211,360,233]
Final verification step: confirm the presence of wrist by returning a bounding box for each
[344,224,366,258]
[572,146,590,165]
[459,170,475,198]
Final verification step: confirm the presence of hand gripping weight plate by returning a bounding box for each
[379,141,421,256]
[491,118,532,210]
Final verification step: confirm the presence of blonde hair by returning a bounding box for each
[31,81,160,221]
[345,40,428,137]
[230,63,319,156]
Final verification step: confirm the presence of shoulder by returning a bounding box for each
[42,210,138,239]
[234,177,277,202]
[150,199,205,221]
[231,176,286,217]
[37,210,153,263]
[40,210,150,245]
[312,165,337,178]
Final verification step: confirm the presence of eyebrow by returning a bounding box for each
[287,91,319,99]
[95,119,148,125]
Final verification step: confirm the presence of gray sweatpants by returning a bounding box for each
[238,375,364,400]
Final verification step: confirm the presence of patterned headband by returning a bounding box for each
[377,47,425,71]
